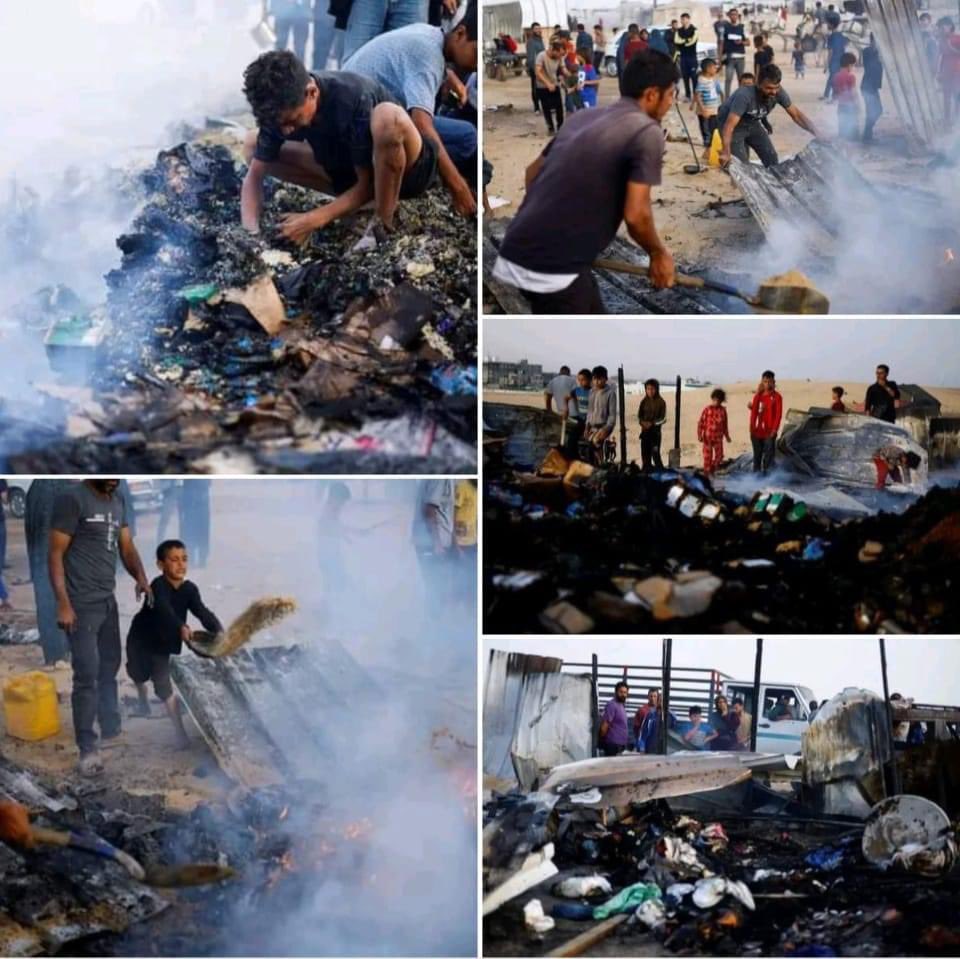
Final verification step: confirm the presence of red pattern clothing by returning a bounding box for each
[831,400,846,412]
[750,390,783,439]
[698,405,729,473]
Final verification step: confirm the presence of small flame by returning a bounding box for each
[946,248,956,265]
[342,818,373,841]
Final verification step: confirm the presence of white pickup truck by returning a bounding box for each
[720,679,818,754]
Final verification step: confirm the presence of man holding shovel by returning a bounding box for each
[49,480,152,777]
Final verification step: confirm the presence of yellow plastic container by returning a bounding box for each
[3,672,60,741]
[708,129,723,168]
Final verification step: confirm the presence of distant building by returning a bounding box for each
[484,358,546,390]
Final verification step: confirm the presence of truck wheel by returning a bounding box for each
[8,488,25,519]
[605,59,618,78]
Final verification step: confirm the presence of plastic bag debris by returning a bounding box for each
[524,898,555,934]
[567,788,603,806]
[593,881,662,919]
[635,897,668,931]
[692,877,755,911]
[555,875,613,898]
[658,834,712,876]
[430,363,477,396]
[804,835,857,872]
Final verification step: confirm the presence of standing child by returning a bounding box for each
[792,38,806,78]
[693,58,723,151]
[833,52,860,139]
[563,50,585,112]
[125,539,223,746]
[698,388,732,474]
[749,371,783,473]
[831,386,846,411]
[580,54,601,107]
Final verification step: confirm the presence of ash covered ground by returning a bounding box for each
[1,139,477,474]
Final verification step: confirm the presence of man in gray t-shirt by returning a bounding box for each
[343,13,479,218]
[50,480,151,774]
[718,64,820,167]
[545,367,578,417]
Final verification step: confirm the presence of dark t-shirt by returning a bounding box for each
[865,381,900,422]
[723,22,746,59]
[128,576,223,656]
[719,84,792,129]
[498,97,665,274]
[254,71,398,194]
[51,484,129,604]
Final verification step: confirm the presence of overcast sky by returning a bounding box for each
[485,637,960,704]
[483,318,960,386]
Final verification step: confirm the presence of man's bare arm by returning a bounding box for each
[720,111,741,161]
[118,527,151,599]
[525,154,546,190]
[623,181,675,288]
[410,109,476,217]
[786,104,820,138]
[48,530,76,632]
[241,159,268,232]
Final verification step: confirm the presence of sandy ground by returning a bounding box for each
[485,381,960,466]
[0,482,473,811]
[482,22,932,271]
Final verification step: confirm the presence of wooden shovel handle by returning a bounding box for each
[593,258,706,290]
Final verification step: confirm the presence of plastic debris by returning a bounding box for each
[555,875,613,898]
[692,877,756,911]
[593,881,663,919]
[523,898,555,935]
[862,794,957,877]
[635,897,668,931]
[430,363,477,396]
[567,788,603,806]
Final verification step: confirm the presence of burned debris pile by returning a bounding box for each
[6,141,477,473]
[484,453,960,634]
[483,789,960,957]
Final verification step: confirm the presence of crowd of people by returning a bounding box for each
[246,0,478,250]
[540,361,919,487]
[599,682,823,756]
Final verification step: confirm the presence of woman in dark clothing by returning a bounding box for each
[709,695,740,750]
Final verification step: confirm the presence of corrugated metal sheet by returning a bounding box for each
[483,650,563,782]
[862,0,945,149]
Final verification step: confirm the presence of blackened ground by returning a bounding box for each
[483,467,960,634]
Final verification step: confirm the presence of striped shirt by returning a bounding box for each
[696,74,723,114]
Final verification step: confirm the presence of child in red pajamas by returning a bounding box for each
[698,388,732,473]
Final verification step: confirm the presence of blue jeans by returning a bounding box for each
[432,115,477,182]
[343,0,427,62]
[275,16,310,61]
[312,12,340,68]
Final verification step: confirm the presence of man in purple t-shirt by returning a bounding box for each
[599,680,630,756]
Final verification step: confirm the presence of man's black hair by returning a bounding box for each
[758,63,782,84]
[592,365,609,379]
[531,20,540,27]
[578,368,592,379]
[577,22,585,29]
[622,51,679,98]
[689,705,702,715]
[762,369,776,379]
[615,680,629,692]
[741,71,756,81]
[645,378,660,390]
[462,0,478,42]
[681,11,691,17]
[905,451,922,469]
[157,539,186,562]
[877,363,890,374]
[628,22,639,31]
[711,387,727,402]
[648,687,660,695]
[733,697,744,706]
[243,50,310,127]
[559,365,571,374]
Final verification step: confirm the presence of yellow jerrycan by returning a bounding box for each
[3,672,60,741]
[708,129,723,168]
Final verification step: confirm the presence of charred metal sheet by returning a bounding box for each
[863,0,945,149]
[483,403,563,471]
[0,764,167,954]
[510,672,594,791]
[483,221,751,315]
[483,651,563,783]
[779,408,927,489]
[171,642,376,788]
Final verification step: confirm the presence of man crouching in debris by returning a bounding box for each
[492,51,679,314]
[718,63,821,168]
[873,447,922,490]
[126,540,223,748]
[240,51,438,249]
[49,481,152,777]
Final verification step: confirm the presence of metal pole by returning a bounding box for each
[592,653,600,756]
[674,375,681,450]
[618,366,628,470]
[750,638,763,752]
[879,637,902,795]
[660,637,673,756]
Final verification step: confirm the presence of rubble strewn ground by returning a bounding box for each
[484,461,960,634]
[2,139,477,473]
